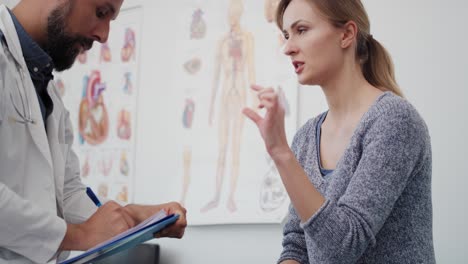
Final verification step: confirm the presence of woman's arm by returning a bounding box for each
[272,149,325,221]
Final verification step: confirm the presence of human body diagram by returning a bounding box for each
[180,98,196,206]
[201,0,256,213]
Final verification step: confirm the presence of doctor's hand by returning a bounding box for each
[243,84,290,161]
[60,201,136,251]
[124,202,187,239]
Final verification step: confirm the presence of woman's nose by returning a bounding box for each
[283,39,298,56]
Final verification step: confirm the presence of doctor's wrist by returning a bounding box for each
[123,204,144,222]
[60,223,87,251]
[123,204,163,223]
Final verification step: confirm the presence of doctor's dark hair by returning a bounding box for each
[275,0,403,97]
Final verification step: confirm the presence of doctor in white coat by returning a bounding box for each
[0,1,187,263]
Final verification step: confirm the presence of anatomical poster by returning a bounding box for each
[55,7,142,204]
[134,0,298,225]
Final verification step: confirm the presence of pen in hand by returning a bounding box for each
[86,187,102,207]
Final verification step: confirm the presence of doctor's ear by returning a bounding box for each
[340,21,358,49]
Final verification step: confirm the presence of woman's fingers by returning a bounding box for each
[250,84,263,91]
[250,83,282,112]
[257,89,275,100]
[242,107,263,125]
[251,85,278,105]
[259,99,274,109]
[259,92,277,103]
[251,84,275,96]
[259,91,279,109]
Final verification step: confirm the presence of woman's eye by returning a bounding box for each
[297,27,307,34]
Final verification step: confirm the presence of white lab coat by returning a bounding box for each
[0,5,97,263]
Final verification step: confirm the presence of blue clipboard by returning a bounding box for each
[60,214,179,264]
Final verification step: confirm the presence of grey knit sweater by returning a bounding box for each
[278,92,435,264]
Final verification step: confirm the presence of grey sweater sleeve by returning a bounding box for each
[277,205,309,264]
[279,99,430,263]
[278,122,314,264]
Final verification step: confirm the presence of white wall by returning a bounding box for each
[361,1,468,263]
[2,0,467,263]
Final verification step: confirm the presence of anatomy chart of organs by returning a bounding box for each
[54,7,142,204]
[135,0,298,225]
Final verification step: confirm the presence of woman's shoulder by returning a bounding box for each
[363,91,430,141]
[369,92,425,123]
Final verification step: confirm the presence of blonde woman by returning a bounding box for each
[243,0,435,263]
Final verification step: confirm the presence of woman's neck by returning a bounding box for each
[321,63,383,126]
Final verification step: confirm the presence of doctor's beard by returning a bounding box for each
[43,1,93,72]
